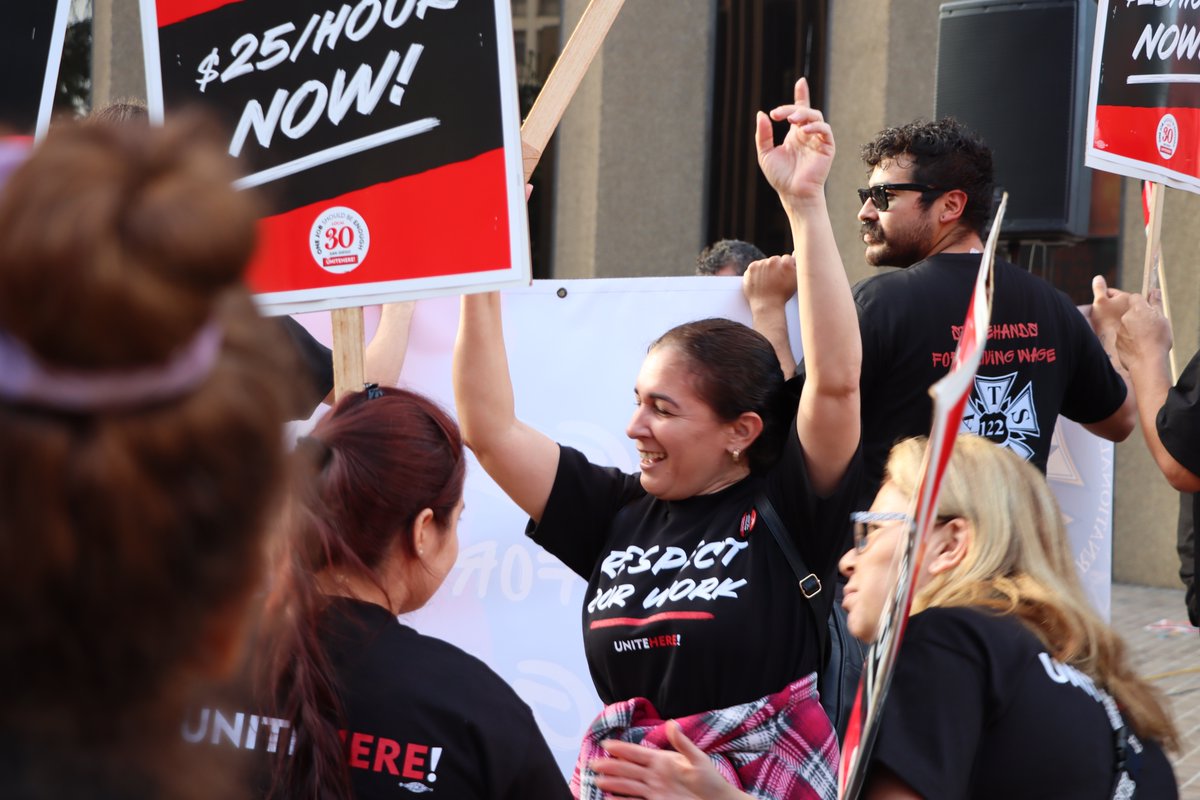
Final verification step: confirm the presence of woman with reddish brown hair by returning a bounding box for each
[0,118,296,797]
[255,386,569,800]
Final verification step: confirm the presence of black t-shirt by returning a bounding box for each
[871,607,1178,800]
[1157,348,1200,626]
[853,253,1126,501]
[202,600,569,799]
[527,427,860,720]
[318,599,570,799]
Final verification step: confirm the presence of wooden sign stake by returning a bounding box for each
[1141,181,1165,297]
[520,0,626,179]
[331,306,365,403]
[1141,181,1178,382]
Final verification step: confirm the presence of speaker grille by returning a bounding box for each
[935,0,1093,240]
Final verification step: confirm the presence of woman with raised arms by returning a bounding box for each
[453,78,860,799]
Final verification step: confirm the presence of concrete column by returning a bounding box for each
[551,0,714,278]
[92,0,146,108]
[826,0,945,288]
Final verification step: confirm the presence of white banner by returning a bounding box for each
[293,276,1112,774]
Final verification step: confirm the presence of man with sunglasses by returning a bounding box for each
[756,116,1134,505]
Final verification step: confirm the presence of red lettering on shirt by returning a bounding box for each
[373,737,402,775]
[348,732,373,769]
[952,322,1039,341]
[402,743,429,780]
[1016,347,1056,363]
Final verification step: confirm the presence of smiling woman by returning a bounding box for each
[453,76,862,800]
[627,319,782,500]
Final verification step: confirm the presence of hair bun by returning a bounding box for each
[0,114,260,369]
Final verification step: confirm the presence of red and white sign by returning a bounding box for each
[139,0,530,314]
[1087,1,1200,193]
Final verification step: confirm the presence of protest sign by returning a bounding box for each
[293,274,1113,774]
[1087,0,1200,192]
[140,0,530,314]
[0,0,71,139]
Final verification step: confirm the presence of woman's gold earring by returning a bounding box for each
[731,449,741,463]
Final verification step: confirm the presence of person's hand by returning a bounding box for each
[589,721,747,800]
[743,255,798,308]
[755,77,834,205]
[1117,289,1172,369]
[1087,275,1131,342]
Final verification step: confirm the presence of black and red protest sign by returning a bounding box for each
[0,0,70,139]
[1087,1,1200,192]
[140,0,529,312]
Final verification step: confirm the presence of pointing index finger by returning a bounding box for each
[793,76,810,107]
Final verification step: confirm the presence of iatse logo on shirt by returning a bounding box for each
[961,372,1040,461]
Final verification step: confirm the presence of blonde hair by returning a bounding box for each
[885,435,1178,750]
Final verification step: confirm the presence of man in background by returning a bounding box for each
[751,118,1133,504]
[696,238,765,276]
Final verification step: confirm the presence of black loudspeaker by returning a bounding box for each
[935,0,1094,242]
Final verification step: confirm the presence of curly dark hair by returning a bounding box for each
[695,239,766,276]
[860,118,995,236]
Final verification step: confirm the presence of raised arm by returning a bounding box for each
[755,77,860,495]
[452,292,560,521]
[743,255,798,379]
[1117,291,1200,492]
[1083,275,1136,441]
[364,302,415,387]
[316,302,416,407]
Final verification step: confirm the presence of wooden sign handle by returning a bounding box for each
[1141,182,1178,382]
[1141,181,1165,297]
[331,306,365,403]
[520,0,626,180]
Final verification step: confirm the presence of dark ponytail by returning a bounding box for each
[259,387,465,800]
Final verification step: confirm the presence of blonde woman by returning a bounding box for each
[594,436,1179,799]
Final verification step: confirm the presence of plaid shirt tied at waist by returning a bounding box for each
[573,673,838,800]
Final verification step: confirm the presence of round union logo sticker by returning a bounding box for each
[310,206,370,274]
[1156,114,1178,160]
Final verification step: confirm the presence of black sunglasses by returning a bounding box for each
[856,183,943,212]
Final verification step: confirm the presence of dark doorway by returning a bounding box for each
[706,0,828,259]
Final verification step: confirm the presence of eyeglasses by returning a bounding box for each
[849,511,913,553]
[856,183,942,212]
[849,511,960,553]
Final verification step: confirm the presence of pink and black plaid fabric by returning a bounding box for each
[573,673,838,800]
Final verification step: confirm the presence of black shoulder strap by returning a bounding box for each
[755,491,822,599]
[754,491,831,661]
